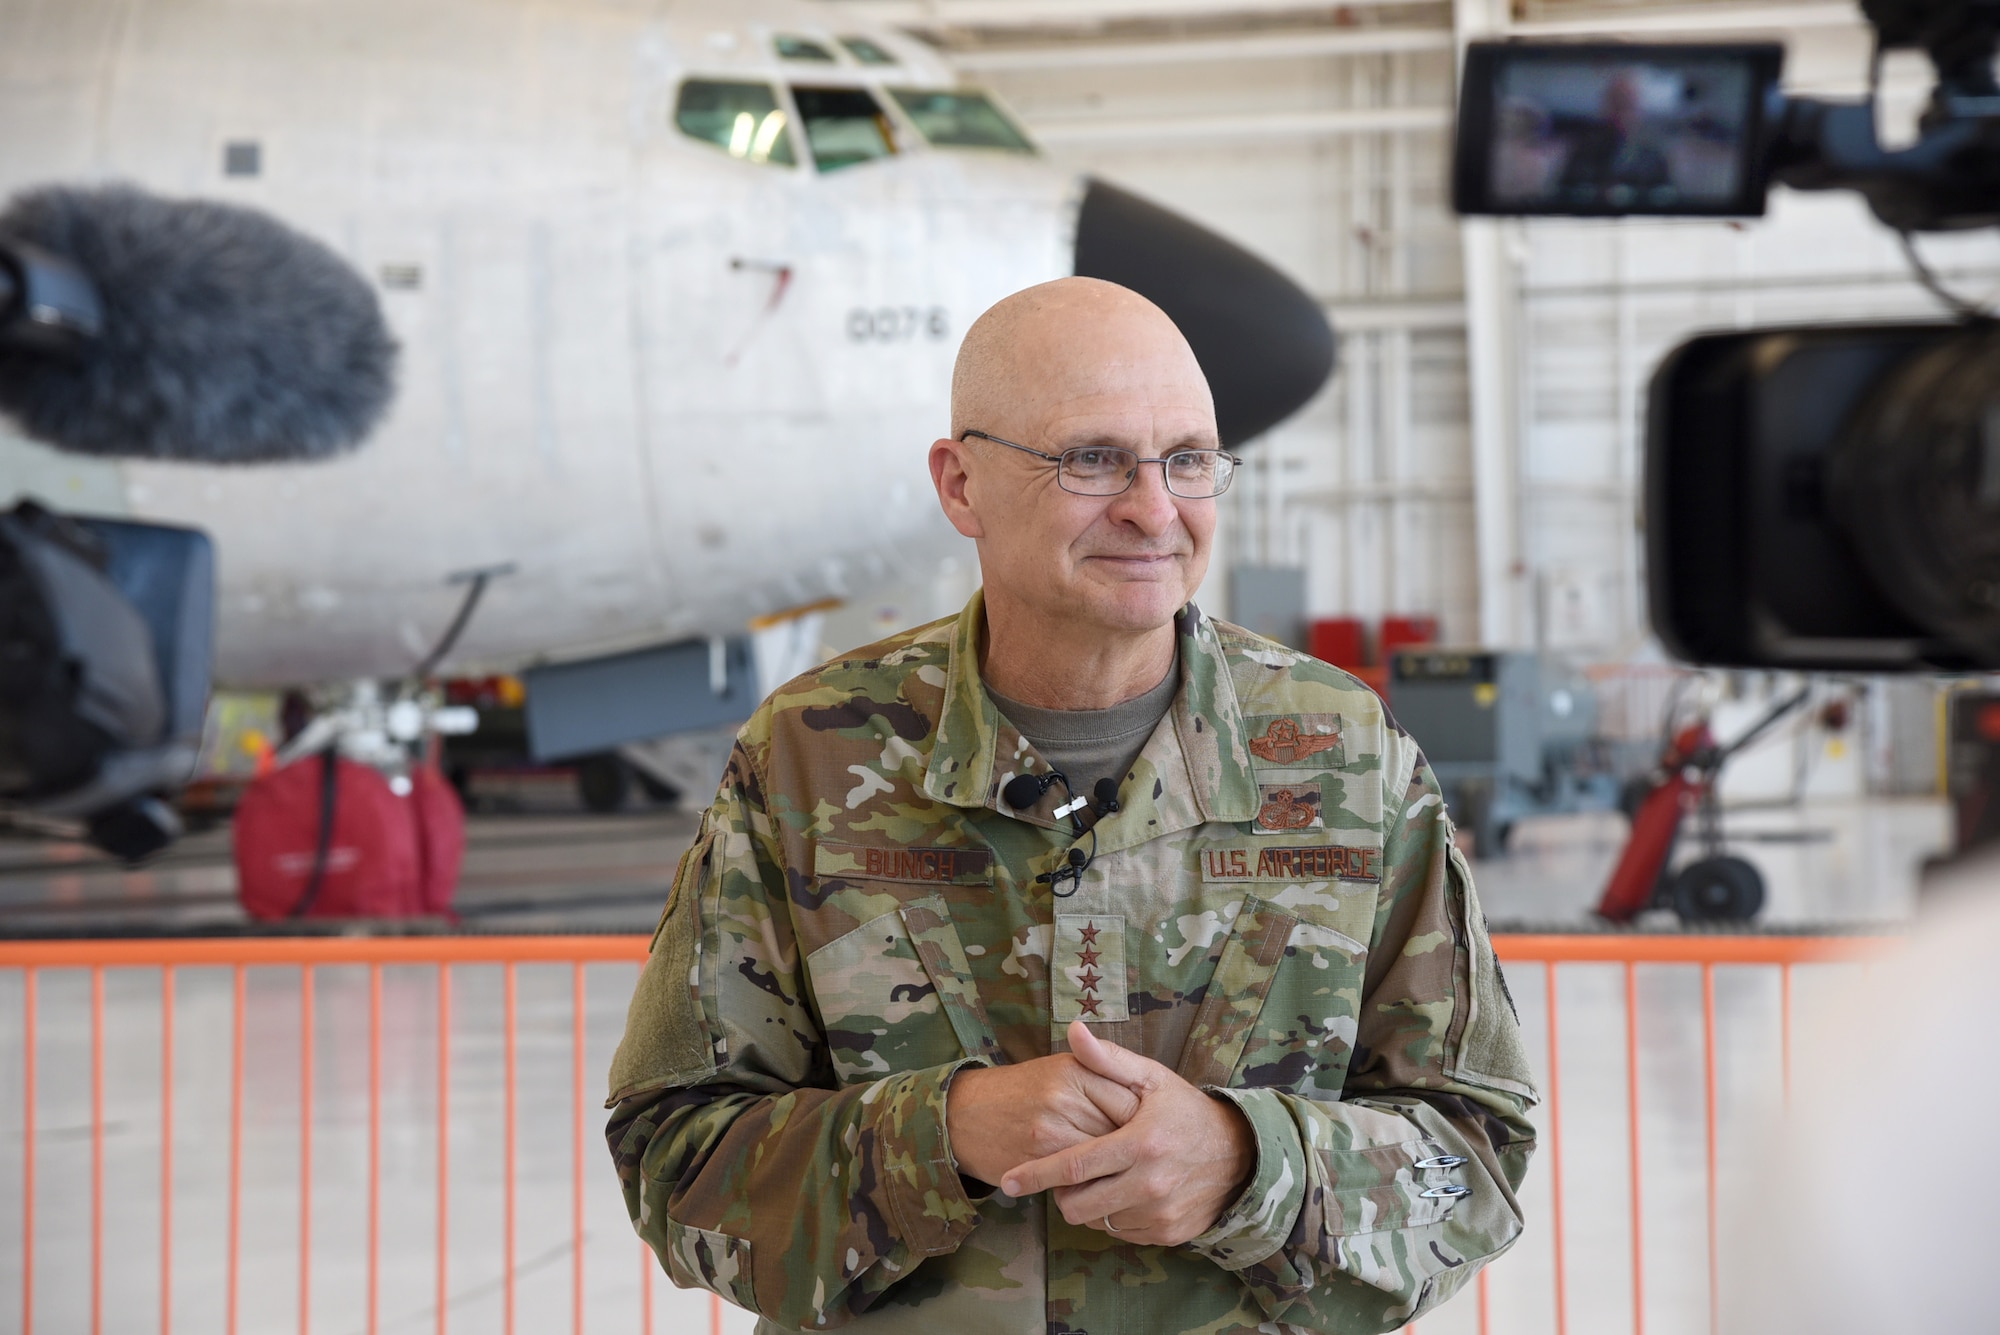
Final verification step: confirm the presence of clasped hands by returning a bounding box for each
[944,1019,1255,1247]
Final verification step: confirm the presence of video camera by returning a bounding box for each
[1452,0,2000,671]
[0,238,214,861]
[1,187,395,860]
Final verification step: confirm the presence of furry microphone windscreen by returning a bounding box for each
[0,183,398,463]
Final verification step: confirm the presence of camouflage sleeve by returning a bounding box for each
[604,743,988,1329]
[1183,735,1539,1332]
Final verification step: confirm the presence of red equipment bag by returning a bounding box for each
[234,750,463,921]
[407,762,466,915]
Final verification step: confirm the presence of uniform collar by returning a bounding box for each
[921,591,1259,829]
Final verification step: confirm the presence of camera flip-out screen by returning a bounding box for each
[1455,42,1783,217]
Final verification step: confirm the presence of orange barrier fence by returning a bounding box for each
[1,932,1893,1335]
[4,936,652,1335]
[1479,933,1889,1335]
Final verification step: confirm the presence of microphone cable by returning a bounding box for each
[1002,770,1123,898]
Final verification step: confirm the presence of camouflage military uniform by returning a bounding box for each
[607,592,1538,1334]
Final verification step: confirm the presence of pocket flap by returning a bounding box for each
[1176,897,1298,1090]
[901,894,1003,1064]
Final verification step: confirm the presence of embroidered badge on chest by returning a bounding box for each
[1248,716,1343,766]
[1254,781,1325,833]
[1053,914,1128,1023]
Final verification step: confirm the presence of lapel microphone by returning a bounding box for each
[1091,778,1121,815]
[1002,769,1110,896]
[1002,770,1068,813]
[1002,771,1123,821]
[1003,771,1124,816]
[1037,847,1089,886]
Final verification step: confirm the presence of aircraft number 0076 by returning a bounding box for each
[848,306,949,343]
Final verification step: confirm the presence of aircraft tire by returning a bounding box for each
[634,770,682,807]
[576,753,631,813]
[1671,855,1764,923]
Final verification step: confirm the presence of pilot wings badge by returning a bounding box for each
[1247,716,1343,766]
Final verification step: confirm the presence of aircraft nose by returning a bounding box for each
[1072,178,1336,447]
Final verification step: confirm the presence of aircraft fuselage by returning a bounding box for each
[0,0,1075,685]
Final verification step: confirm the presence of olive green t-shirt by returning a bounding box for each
[986,660,1180,808]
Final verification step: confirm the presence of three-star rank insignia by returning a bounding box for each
[1054,914,1127,1022]
[1255,781,1325,833]
[1247,715,1343,766]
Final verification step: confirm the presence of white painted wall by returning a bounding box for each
[975,28,1475,639]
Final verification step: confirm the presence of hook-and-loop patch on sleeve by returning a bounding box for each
[606,829,720,1105]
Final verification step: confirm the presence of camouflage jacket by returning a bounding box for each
[606,592,1538,1334]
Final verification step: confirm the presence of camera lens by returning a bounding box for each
[1829,322,2000,660]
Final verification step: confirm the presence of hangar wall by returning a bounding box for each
[860,0,2000,655]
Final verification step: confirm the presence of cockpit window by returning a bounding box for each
[791,86,897,172]
[774,35,837,62]
[839,36,899,66]
[887,89,1036,154]
[675,80,796,166]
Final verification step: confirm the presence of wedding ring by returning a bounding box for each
[1102,1216,1120,1233]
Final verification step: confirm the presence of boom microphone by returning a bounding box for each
[0,183,397,463]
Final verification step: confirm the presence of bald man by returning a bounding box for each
[607,278,1537,1334]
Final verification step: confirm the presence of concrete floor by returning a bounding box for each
[0,784,699,939]
[0,795,1952,1334]
[0,786,1951,938]
[1471,797,1951,928]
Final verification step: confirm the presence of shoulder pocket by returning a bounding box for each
[607,830,719,1105]
[1323,1137,1463,1238]
[1444,843,1538,1103]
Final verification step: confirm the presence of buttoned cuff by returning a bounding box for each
[874,1058,992,1256]
[1183,1086,1308,1270]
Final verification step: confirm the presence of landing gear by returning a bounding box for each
[1670,855,1765,922]
[633,768,682,807]
[576,753,631,813]
[86,796,183,864]
[573,751,681,812]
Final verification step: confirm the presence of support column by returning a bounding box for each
[1454,0,1528,647]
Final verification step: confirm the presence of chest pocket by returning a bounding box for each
[1178,851,1378,1099]
[804,843,1001,1085]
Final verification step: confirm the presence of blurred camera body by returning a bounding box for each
[0,502,214,860]
[1647,323,2000,670]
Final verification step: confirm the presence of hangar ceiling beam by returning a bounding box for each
[1507,2,1859,37]
[838,0,1432,31]
[852,0,1860,40]
[1030,104,1449,144]
[1321,298,1466,332]
[950,27,1452,72]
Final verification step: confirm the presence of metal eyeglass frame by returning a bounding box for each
[957,429,1243,499]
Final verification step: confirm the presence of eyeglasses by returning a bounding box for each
[959,429,1241,499]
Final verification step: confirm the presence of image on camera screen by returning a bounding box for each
[1490,56,1757,211]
